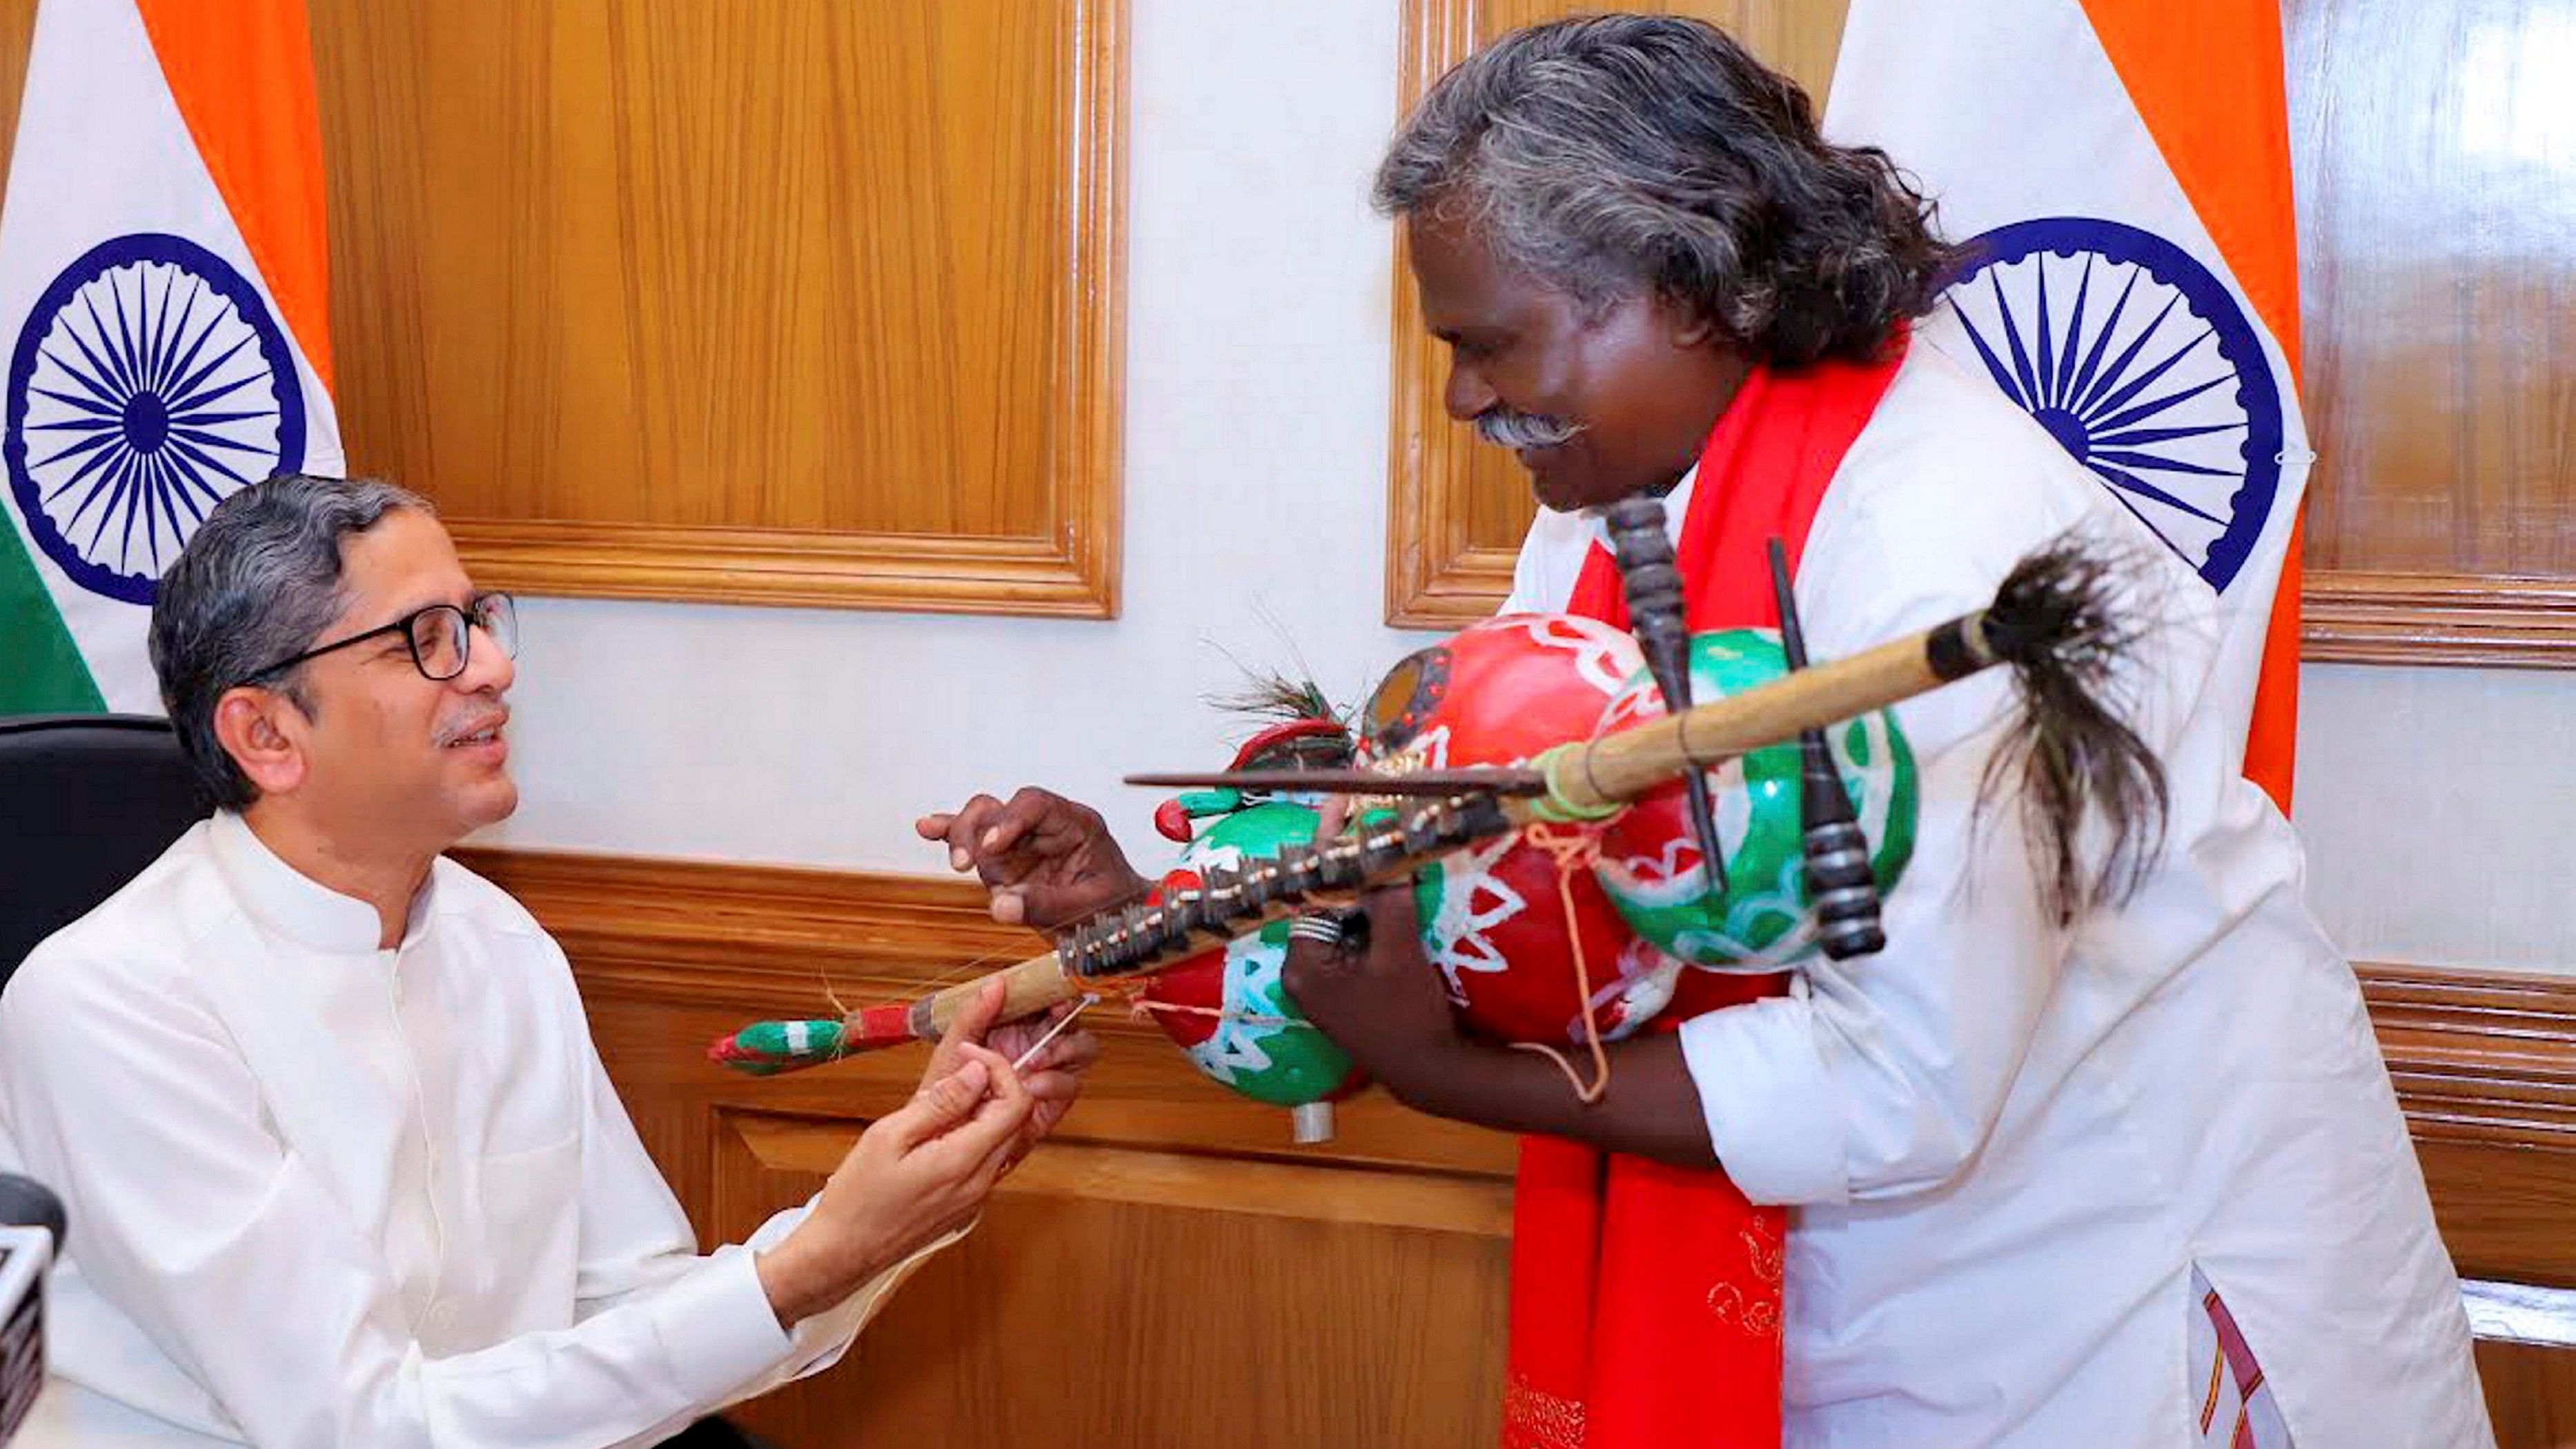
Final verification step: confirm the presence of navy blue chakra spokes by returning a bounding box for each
[1933,217,2282,595]
[3,233,306,604]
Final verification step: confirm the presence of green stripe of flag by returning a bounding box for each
[0,513,104,712]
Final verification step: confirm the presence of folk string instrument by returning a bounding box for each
[708,530,2165,1114]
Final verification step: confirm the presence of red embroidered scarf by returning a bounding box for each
[1504,337,1907,1448]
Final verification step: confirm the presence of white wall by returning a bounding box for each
[2297,664,2576,972]
[470,0,2576,978]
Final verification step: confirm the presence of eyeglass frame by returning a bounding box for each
[240,591,518,687]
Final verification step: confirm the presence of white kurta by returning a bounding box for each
[0,812,944,1449]
[1501,346,2493,1448]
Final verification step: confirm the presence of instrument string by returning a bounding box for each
[1010,994,1103,1072]
[1513,821,1615,1105]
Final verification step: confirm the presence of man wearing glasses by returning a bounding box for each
[0,473,1097,1448]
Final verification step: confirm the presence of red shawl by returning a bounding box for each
[1504,338,1907,1448]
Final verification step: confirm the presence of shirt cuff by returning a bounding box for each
[837,1218,972,1327]
[767,1216,979,1385]
[647,1247,797,1406]
[1677,994,1852,1207]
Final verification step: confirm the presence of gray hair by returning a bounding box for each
[1375,14,1959,366]
[148,473,433,810]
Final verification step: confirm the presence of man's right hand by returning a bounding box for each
[914,788,1148,929]
[756,1044,1033,1328]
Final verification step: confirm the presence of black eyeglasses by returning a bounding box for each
[245,592,519,686]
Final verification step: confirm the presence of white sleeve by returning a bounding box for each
[1497,506,1593,615]
[0,945,944,1449]
[1675,473,2199,1206]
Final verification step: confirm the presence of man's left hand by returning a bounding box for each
[986,1001,1099,1146]
[1280,882,1468,1097]
[919,979,1099,1154]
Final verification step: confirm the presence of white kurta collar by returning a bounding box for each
[205,810,433,955]
[1577,464,1698,552]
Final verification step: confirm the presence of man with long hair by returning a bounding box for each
[923,17,2489,1447]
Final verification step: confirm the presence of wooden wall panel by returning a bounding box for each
[307,0,1125,615]
[459,845,2576,1446]
[2286,0,2576,669]
[2287,0,2576,582]
[1386,0,2576,667]
[711,1113,1508,1449]
[2480,1340,2576,1449]
[574,985,1511,1449]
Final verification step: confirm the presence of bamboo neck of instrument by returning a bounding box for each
[1550,627,1954,815]
[908,952,1080,1040]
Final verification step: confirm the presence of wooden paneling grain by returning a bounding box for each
[2366,965,2576,1293]
[306,0,1125,615]
[573,978,1509,1449]
[2286,0,2576,583]
[2479,1339,2576,1449]
[709,1111,1508,1449]
[2303,571,2576,667]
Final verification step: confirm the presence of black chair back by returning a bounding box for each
[0,715,208,989]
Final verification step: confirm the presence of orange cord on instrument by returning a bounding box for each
[1514,821,1614,1105]
[1120,992,1317,1033]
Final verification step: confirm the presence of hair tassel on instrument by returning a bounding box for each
[1968,531,2170,927]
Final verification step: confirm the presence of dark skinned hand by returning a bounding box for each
[914,787,1151,930]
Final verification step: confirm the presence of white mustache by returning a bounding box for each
[1475,408,1584,450]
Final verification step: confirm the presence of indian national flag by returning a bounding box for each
[1827,0,2309,809]
[0,0,341,714]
